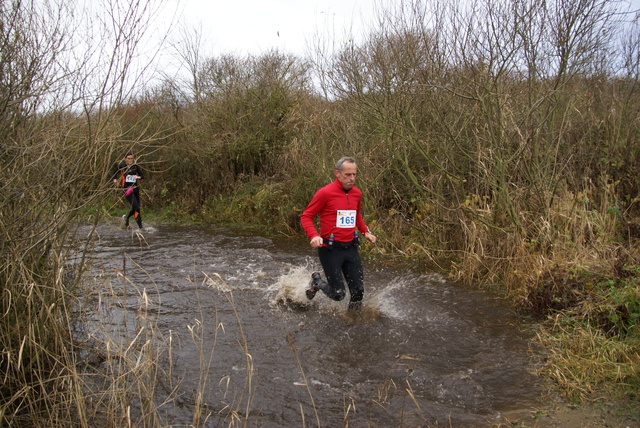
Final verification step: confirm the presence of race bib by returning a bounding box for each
[336,210,356,228]
[125,175,137,183]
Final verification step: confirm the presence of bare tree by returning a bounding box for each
[0,0,172,425]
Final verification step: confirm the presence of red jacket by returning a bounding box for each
[301,179,368,243]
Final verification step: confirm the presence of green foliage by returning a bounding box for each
[534,266,640,403]
[199,177,302,234]
[600,276,640,337]
[193,51,311,177]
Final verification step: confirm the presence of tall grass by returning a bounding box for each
[0,114,114,424]
[0,1,174,423]
[68,260,258,427]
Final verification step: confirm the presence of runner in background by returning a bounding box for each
[112,151,144,230]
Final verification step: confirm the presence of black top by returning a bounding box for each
[112,162,144,188]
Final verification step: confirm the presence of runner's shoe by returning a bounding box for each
[306,271,322,300]
[348,300,362,311]
[122,215,129,228]
[305,287,318,300]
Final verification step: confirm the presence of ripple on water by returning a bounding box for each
[76,222,543,427]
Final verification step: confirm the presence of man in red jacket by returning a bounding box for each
[300,157,377,309]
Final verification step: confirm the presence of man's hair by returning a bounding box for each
[335,156,356,171]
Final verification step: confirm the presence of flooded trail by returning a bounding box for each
[78,222,544,427]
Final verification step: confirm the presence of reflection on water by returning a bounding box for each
[77,222,543,427]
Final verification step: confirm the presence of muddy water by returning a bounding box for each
[80,222,544,427]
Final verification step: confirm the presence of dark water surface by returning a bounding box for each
[79,222,544,427]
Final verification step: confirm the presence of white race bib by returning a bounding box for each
[125,175,137,183]
[336,210,356,228]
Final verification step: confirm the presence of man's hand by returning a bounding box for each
[364,232,377,244]
[310,236,323,248]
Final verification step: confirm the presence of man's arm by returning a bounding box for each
[300,189,325,244]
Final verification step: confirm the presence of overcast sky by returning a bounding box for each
[160,0,640,55]
[141,0,640,83]
[160,0,383,57]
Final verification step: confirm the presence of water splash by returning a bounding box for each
[271,265,313,309]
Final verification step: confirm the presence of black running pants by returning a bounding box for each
[317,246,364,303]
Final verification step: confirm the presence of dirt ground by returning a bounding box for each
[501,394,639,427]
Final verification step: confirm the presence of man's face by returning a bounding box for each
[335,162,357,190]
[125,155,134,165]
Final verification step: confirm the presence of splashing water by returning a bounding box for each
[76,222,544,427]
